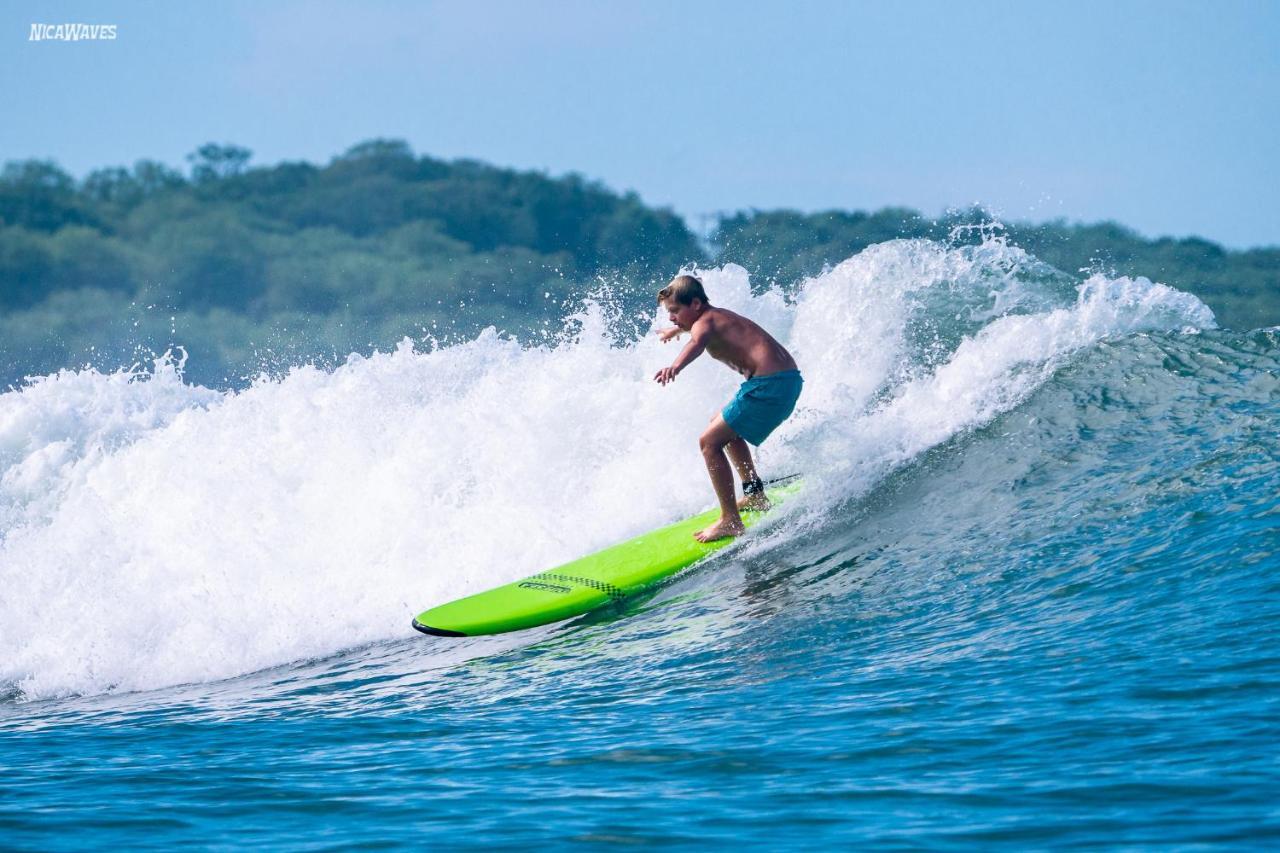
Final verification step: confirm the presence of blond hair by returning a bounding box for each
[657,274,710,306]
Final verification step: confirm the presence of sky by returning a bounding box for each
[3,0,1278,248]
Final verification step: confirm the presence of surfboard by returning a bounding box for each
[412,477,801,637]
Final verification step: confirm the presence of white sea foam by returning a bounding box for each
[0,237,1213,700]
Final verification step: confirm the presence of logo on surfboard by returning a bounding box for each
[518,580,572,594]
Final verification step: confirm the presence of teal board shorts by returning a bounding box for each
[722,369,803,446]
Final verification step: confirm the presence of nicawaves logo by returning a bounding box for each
[29,23,118,41]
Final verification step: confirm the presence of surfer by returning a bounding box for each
[654,274,803,542]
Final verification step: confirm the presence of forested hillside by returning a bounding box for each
[1,140,1274,388]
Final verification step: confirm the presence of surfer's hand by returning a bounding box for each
[654,366,678,385]
[658,327,682,343]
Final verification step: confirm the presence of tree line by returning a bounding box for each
[1,140,1274,388]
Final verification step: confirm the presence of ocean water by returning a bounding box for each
[2,237,1277,848]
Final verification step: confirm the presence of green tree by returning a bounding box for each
[0,160,98,232]
[187,143,253,184]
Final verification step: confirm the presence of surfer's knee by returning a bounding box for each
[699,426,729,456]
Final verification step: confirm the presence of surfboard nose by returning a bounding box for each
[411,618,466,637]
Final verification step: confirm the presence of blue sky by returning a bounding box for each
[3,0,1278,247]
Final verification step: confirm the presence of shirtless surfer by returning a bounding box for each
[654,274,803,542]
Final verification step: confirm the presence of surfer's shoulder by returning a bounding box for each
[705,305,741,327]
[690,308,720,337]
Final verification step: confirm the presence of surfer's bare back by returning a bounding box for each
[653,274,803,542]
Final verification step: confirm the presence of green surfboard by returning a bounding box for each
[412,477,801,637]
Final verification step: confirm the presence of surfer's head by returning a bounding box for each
[658,275,710,330]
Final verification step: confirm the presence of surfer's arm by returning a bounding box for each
[657,326,683,343]
[654,321,711,385]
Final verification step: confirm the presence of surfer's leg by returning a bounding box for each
[726,438,769,512]
[695,415,746,543]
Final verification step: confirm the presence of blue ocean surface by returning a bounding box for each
[2,238,1277,848]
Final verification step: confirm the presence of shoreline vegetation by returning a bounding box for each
[2,139,1275,389]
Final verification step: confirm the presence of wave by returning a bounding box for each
[0,235,1221,701]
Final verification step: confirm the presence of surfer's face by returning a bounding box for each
[663,298,701,331]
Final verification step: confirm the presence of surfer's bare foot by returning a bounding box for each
[737,493,771,512]
[694,517,745,542]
